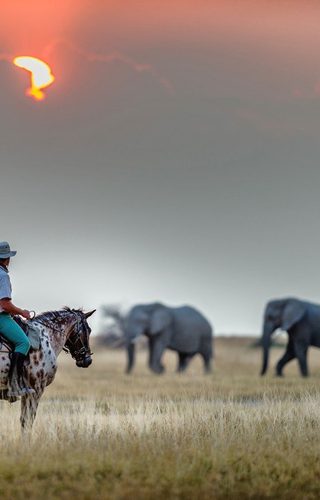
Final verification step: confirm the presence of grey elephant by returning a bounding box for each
[261,297,320,377]
[125,303,213,374]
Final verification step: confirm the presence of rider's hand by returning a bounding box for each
[21,310,31,320]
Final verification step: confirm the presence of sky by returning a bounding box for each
[1,0,320,333]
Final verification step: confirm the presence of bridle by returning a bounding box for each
[63,312,93,367]
[33,309,94,367]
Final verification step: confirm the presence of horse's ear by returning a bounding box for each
[84,309,96,319]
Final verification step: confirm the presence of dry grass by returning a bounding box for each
[1,337,320,499]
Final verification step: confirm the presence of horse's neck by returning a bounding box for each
[38,314,74,356]
[49,322,71,356]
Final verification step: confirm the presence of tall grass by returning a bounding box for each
[1,339,320,499]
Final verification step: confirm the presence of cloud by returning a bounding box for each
[42,38,174,94]
[0,39,174,98]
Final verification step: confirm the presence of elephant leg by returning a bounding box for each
[126,343,136,374]
[150,337,166,374]
[201,352,212,374]
[276,340,295,376]
[294,341,309,377]
[177,353,190,372]
[199,338,213,374]
[148,338,153,369]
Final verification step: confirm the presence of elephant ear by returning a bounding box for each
[282,300,306,331]
[150,308,172,335]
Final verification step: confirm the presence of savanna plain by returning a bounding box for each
[1,337,320,499]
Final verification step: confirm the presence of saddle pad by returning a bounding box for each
[26,323,41,350]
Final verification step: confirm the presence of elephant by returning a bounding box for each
[260,297,320,377]
[125,303,213,374]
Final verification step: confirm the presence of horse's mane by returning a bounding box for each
[36,307,84,323]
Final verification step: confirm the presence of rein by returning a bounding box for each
[63,313,93,360]
[34,311,92,361]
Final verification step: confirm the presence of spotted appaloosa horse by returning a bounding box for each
[0,308,95,431]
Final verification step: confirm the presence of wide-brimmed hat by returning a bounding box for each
[0,242,17,259]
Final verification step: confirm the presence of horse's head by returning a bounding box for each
[65,309,96,368]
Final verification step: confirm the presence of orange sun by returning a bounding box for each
[13,56,55,101]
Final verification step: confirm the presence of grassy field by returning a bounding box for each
[1,337,320,499]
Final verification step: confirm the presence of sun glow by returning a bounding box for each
[13,56,55,101]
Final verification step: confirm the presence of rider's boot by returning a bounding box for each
[7,352,35,398]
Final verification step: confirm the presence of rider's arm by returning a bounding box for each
[0,299,30,319]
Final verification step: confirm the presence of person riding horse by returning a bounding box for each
[0,241,34,397]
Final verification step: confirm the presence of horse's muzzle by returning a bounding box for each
[76,355,92,368]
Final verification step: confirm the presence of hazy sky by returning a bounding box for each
[1,0,320,333]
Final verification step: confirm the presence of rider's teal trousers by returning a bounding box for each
[0,313,30,355]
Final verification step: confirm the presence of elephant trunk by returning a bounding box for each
[260,322,273,376]
[126,342,135,374]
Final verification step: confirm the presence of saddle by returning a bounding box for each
[0,316,41,352]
